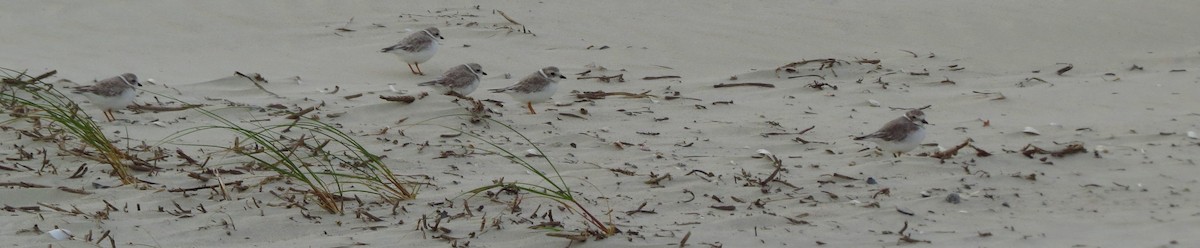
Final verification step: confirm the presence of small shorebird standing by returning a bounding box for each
[73,73,140,122]
[380,27,443,75]
[854,109,929,157]
[418,63,486,96]
[489,66,567,114]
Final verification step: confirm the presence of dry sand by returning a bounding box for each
[3,1,1200,247]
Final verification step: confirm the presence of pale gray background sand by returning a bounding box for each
[2,1,1199,247]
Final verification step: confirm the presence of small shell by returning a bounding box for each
[866,177,877,185]
[524,148,543,157]
[48,228,73,240]
[920,191,932,197]
[867,99,881,107]
[388,84,401,93]
[1094,145,1109,153]
[848,200,862,206]
[146,78,157,84]
[1188,131,1198,139]
[756,149,773,157]
[151,121,167,127]
[1022,126,1041,135]
[945,193,962,204]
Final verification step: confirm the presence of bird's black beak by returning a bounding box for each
[920,119,930,125]
[438,35,445,40]
[480,71,488,75]
[558,75,567,79]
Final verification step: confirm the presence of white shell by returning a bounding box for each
[1188,131,1198,139]
[756,149,773,157]
[1022,126,1040,135]
[388,84,401,93]
[48,228,72,240]
[867,99,881,107]
[524,148,542,156]
[1095,145,1109,153]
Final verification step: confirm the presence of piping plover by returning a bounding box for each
[854,109,929,157]
[380,27,444,75]
[72,73,140,122]
[489,66,567,114]
[418,63,486,96]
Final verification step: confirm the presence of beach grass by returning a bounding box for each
[157,102,420,214]
[415,115,614,237]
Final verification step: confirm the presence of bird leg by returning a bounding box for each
[407,63,418,75]
[526,102,536,114]
[103,110,115,122]
[414,63,425,75]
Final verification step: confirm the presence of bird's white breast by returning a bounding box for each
[393,42,438,64]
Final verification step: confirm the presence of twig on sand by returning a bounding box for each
[642,75,681,80]
[678,231,692,248]
[380,92,428,104]
[574,90,655,100]
[1056,63,1073,76]
[380,95,416,103]
[887,105,931,111]
[0,182,50,188]
[286,106,316,120]
[775,58,850,78]
[167,181,244,193]
[130,103,204,112]
[578,74,625,83]
[927,138,991,159]
[897,221,931,244]
[234,71,282,98]
[495,10,521,25]
[806,81,837,90]
[1021,142,1087,158]
[714,82,774,88]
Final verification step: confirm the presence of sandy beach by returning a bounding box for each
[3,1,1200,247]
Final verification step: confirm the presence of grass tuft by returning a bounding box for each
[157,102,420,214]
[414,115,615,237]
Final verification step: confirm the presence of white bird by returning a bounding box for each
[854,109,929,157]
[73,73,140,122]
[489,66,567,114]
[418,63,486,96]
[380,27,443,75]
